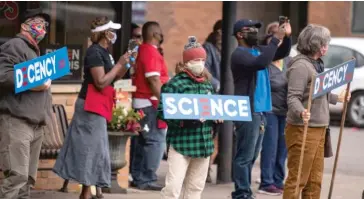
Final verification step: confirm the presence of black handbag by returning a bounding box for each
[324,127,333,158]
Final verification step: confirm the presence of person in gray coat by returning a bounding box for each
[0,8,52,199]
[203,19,222,183]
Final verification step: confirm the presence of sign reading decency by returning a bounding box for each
[161,94,252,121]
[14,47,70,93]
[312,59,356,99]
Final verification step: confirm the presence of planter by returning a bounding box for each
[101,131,137,194]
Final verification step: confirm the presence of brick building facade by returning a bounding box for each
[0,0,363,192]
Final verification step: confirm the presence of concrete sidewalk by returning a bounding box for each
[31,161,364,199]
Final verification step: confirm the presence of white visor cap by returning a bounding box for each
[91,20,122,32]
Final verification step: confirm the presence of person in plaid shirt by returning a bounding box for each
[159,36,223,199]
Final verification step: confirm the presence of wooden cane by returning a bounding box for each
[294,75,315,199]
[327,82,351,199]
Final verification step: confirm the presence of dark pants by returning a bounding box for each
[130,106,166,188]
[232,113,265,199]
[259,112,287,189]
[0,114,44,199]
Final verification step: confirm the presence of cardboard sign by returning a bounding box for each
[161,94,252,121]
[43,44,83,82]
[312,59,356,99]
[14,47,70,93]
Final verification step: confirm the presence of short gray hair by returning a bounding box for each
[296,24,331,56]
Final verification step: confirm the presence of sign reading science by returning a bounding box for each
[14,47,70,93]
[161,94,252,121]
[312,59,356,99]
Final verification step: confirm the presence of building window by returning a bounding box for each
[352,1,364,33]
[41,1,117,83]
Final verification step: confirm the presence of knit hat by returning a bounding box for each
[183,36,207,63]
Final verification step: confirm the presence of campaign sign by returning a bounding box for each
[14,47,70,93]
[162,94,252,121]
[312,59,356,99]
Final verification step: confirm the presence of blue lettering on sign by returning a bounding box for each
[14,47,70,93]
[312,59,355,99]
[161,93,252,121]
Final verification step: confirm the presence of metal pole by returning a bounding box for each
[217,1,237,184]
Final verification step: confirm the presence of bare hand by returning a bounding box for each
[200,118,206,123]
[284,21,292,37]
[300,109,311,124]
[274,24,286,41]
[214,120,224,123]
[117,52,130,66]
[30,79,51,92]
[338,89,351,103]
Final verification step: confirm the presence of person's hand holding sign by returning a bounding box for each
[338,89,351,103]
[30,79,51,92]
[215,120,224,123]
[300,109,311,124]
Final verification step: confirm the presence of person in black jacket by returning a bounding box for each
[230,19,291,199]
[257,22,292,196]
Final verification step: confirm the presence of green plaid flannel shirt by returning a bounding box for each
[157,72,215,158]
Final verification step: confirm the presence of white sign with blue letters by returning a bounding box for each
[14,47,70,93]
[162,94,252,121]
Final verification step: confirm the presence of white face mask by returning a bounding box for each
[186,60,205,76]
[108,32,117,44]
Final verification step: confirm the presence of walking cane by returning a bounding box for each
[294,75,315,199]
[327,82,351,199]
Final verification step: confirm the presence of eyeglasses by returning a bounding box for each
[240,27,258,33]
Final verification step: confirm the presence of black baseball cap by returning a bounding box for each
[233,19,262,35]
[22,8,50,23]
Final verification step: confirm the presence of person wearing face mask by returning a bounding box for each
[0,8,52,199]
[130,21,169,191]
[159,36,222,199]
[230,19,292,199]
[284,24,350,199]
[52,16,130,199]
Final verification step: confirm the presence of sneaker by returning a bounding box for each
[255,178,261,184]
[258,185,282,196]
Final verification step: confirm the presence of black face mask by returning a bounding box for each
[159,34,164,45]
[243,32,258,47]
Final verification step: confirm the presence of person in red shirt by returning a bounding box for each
[130,21,169,191]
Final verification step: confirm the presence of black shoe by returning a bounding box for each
[129,181,137,188]
[137,183,163,191]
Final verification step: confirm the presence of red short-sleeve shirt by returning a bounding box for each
[132,43,169,98]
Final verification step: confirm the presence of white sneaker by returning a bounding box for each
[255,178,261,184]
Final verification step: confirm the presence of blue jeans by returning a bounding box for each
[130,106,166,187]
[232,113,266,198]
[259,112,287,189]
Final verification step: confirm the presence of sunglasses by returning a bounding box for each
[132,34,142,39]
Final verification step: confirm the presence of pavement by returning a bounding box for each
[30,125,364,199]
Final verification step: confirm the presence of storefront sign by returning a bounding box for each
[14,47,70,93]
[0,1,19,20]
[312,59,356,99]
[43,44,83,82]
[161,94,252,121]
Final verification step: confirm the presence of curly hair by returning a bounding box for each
[90,16,110,43]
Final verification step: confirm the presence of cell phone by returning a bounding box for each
[279,16,288,26]
[126,39,140,69]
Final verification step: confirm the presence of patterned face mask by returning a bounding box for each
[26,19,47,43]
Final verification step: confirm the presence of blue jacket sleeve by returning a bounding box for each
[231,37,280,73]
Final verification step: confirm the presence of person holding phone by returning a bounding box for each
[53,16,130,199]
[257,20,292,196]
[230,19,291,199]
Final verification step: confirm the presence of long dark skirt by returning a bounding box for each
[53,98,111,187]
